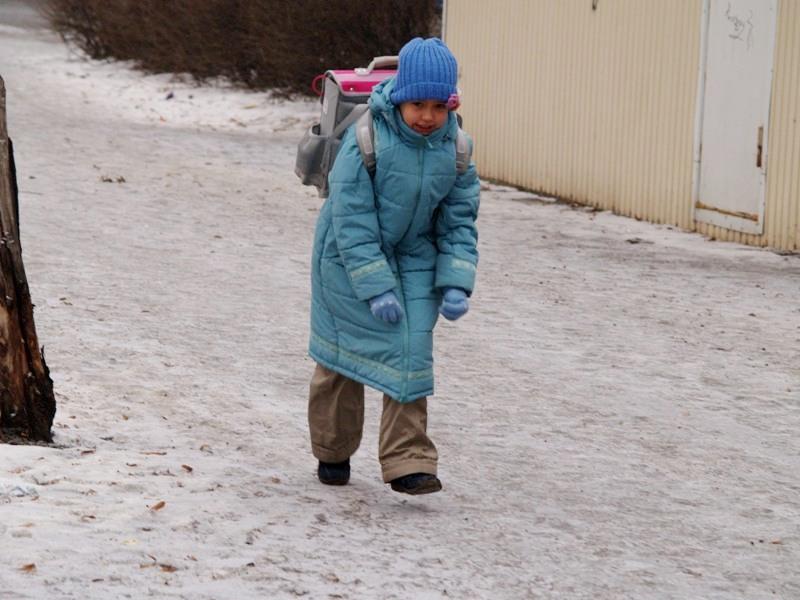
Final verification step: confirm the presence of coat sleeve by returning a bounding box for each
[328,127,397,302]
[435,137,480,295]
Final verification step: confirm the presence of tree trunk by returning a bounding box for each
[0,75,56,443]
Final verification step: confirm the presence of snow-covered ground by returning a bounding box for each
[1,10,799,600]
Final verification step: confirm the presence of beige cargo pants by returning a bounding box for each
[308,363,438,483]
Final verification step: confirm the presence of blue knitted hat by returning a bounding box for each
[389,37,458,105]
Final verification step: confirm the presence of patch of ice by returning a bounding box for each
[0,478,39,500]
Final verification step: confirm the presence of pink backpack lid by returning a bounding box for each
[327,69,396,96]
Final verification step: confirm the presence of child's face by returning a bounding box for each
[399,100,449,136]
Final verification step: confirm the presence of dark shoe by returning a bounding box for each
[317,459,350,485]
[389,473,442,495]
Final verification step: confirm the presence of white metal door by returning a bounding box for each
[694,0,778,234]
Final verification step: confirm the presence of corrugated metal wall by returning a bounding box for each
[445,0,799,251]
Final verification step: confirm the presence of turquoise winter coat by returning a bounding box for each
[309,77,480,402]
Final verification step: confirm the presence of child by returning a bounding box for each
[307,37,479,495]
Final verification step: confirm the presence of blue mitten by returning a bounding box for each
[439,288,469,321]
[369,291,404,323]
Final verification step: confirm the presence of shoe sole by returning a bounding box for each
[390,479,442,495]
[318,477,349,486]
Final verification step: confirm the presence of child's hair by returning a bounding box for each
[390,37,458,105]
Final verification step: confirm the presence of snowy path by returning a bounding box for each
[1,19,799,600]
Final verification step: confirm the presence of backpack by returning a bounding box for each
[295,56,471,198]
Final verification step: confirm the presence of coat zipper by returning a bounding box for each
[399,145,425,400]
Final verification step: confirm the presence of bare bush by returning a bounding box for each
[42,0,438,95]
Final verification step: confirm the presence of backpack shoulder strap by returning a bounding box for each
[333,103,369,138]
[354,110,376,174]
[455,128,471,176]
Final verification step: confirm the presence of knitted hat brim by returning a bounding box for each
[390,82,456,105]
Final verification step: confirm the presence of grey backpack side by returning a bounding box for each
[295,102,370,198]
